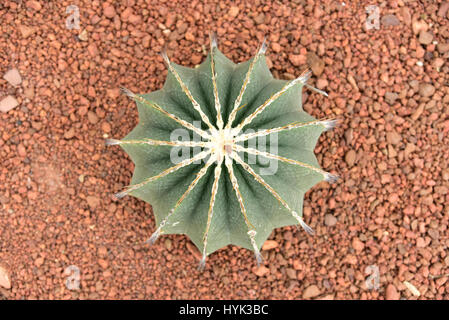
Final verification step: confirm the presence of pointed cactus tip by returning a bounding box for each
[105,138,121,146]
[255,251,263,266]
[198,254,207,271]
[321,119,339,131]
[120,87,135,98]
[298,219,315,235]
[114,190,129,199]
[302,69,312,83]
[324,173,339,184]
[305,83,328,97]
[146,230,160,246]
[294,69,311,85]
[160,50,169,64]
[258,37,268,55]
[209,32,218,49]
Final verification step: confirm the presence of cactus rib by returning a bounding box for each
[231,151,314,234]
[161,51,216,132]
[114,150,211,199]
[199,157,223,271]
[225,38,267,130]
[232,144,338,182]
[122,88,211,140]
[234,69,311,134]
[224,155,262,264]
[105,138,208,148]
[147,153,217,246]
[210,33,224,130]
[233,118,338,142]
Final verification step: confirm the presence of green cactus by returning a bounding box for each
[107,35,338,269]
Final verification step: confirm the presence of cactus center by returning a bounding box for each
[209,127,236,162]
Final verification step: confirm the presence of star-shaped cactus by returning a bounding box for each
[107,35,338,269]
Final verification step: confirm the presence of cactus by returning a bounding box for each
[107,35,338,269]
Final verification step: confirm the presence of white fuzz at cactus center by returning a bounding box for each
[107,34,339,270]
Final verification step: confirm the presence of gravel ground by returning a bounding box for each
[1,0,449,300]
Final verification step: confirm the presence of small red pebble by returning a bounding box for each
[262,240,278,251]
[253,265,269,277]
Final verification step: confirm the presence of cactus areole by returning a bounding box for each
[107,35,338,269]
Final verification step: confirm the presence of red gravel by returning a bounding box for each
[1,0,449,300]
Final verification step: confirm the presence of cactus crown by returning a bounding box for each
[108,34,337,269]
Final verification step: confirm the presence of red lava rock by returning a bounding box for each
[26,0,42,11]
[3,68,22,86]
[386,284,400,300]
[415,45,425,59]
[271,43,281,53]
[418,31,433,45]
[381,15,400,27]
[324,214,337,227]
[385,92,398,105]
[86,196,100,208]
[434,58,445,70]
[0,95,19,113]
[64,127,76,139]
[98,246,108,257]
[352,238,365,252]
[306,52,324,76]
[98,259,109,269]
[416,237,426,248]
[303,285,320,299]
[87,43,99,57]
[17,144,26,157]
[262,240,278,251]
[345,150,356,167]
[34,257,44,268]
[78,29,88,41]
[107,88,121,99]
[285,268,296,280]
[191,54,203,65]
[0,265,11,289]
[103,5,116,18]
[386,131,401,145]
[412,19,428,35]
[437,43,449,54]
[254,13,265,24]
[24,86,34,99]
[253,265,269,277]
[129,14,142,25]
[289,54,306,67]
[316,78,328,90]
[165,13,177,27]
[229,6,239,18]
[185,31,195,42]
[399,7,411,25]
[102,122,112,133]
[88,111,99,124]
[19,25,36,38]
[186,242,202,261]
[121,7,133,22]
[438,2,449,17]
[58,59,68,71]
[419,83,435,97]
